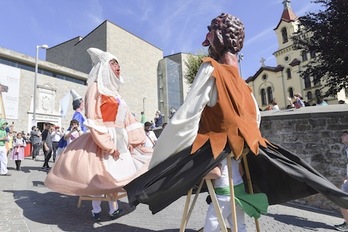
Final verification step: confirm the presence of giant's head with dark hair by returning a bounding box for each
[202,13,245,61]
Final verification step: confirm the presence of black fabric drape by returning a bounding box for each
[125,142,348,215]
[247,143,348,208]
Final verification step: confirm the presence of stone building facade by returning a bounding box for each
[0,47,88,132]
[0,20,163,133]
[46,20,163,123]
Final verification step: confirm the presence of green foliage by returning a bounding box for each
[292,0,348,97]
[184,51,208,85]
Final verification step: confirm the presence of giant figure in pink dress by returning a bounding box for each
[45,48,152,198]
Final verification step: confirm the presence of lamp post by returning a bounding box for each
[142,97,146,113]
[33,44,49,126]
[238,53,244,77]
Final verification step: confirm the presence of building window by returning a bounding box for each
[315,89,321,98]
[261,89,267,106]
[307,91,313,101]
[288,87,294,98]
[262,74,267,81]
[310,51,316,59]
[304,75,311,88]
[301,51,308,61]
[0,57,86,85]
[286,68,292,79]
[267,87,273,104]
[313,75,321,86]
[281,27,288,43]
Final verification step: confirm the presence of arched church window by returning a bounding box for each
[286,68,292,79]
[304,75,311,88]
[261,89,267,106]
[288,87,294,98]
[281,27,288,43]
[301,51,308,61]
[267,87,273,104]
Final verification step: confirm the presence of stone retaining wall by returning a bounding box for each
[260,104,348,211]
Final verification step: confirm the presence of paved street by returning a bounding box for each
[0,155,344,231]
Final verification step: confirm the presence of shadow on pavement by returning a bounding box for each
[267,212,335,230]
[5,190,194,232]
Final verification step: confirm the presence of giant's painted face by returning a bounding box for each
[202,23,225,60]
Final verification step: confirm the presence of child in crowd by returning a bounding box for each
[10,132,26,171]
[55,119,83,161]
[64,119,83,145]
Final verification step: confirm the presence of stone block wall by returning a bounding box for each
[259,104,348,211]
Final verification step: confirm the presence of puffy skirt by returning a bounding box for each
[44,132,152,196]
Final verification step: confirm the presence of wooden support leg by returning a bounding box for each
[77,192,127,208]
[180,179,205,232]
[180,188,193,232]
[227,155,238,232]
[206,179,228,232]
[242,152,260,232]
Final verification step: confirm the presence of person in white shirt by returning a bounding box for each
[203,158,246,232]
[144,121,157,148]
[51,126,63,162]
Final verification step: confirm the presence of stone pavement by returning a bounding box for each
[0,155,345,232]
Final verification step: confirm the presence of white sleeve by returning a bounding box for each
[251,93,261,128]
[150,63,215,168]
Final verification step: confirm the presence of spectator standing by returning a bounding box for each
[140,111,146,125]
[0,119,10,176]
[10,132,26,171]
[288,93,305,109]
[6,131,13,156]
[154,110,163,127]
[63,120,83,145]
[51,126,62,162]
[41,123,53,170]
[144,121,158,148]
[55,120,83,161]
[30,126,41,160]
[203,157,267,232]
[270,99,280,111]
[316,96,328,106]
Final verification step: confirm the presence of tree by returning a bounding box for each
[292,0,348,97]
[184,51,207,84]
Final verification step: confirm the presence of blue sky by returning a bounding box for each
[1,0,321,78]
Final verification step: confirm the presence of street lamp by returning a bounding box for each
[238,53,244,77]
[33,44,49,126]
[143,97,146,113]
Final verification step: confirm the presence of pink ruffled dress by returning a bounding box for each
[44,82,152,196]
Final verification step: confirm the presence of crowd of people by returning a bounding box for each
[262,93,336,111]
[0,11,348,232]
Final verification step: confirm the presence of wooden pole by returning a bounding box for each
[242,150,260,232]
[227,153,238,232]
[179,179,205,231]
